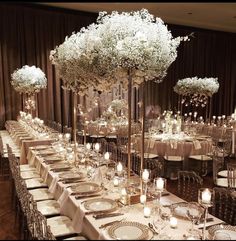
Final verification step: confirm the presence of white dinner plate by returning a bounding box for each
[84,198,118,212]
[107,221,151,240]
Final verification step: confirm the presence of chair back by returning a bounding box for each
[227,162,236,188]
[177,170,203,202]
[212,187,236,225]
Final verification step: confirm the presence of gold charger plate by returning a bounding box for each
[59,172,86,180]
[208,224,236,239]
[70,182,101,195]
[84,197,118,213]
[107,221,151,240]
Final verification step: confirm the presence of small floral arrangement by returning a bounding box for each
[174,77,219,97]
[11,65,47,94]
[108,99,128,112]
[174,77,219,107]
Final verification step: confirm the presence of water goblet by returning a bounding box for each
[186,202,204,237]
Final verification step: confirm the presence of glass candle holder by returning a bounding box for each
[198,188,214,240]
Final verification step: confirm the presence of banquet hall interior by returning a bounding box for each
[0,2,236,240]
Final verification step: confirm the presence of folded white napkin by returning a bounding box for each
[170,140,178,149]
[193,140,201,150]
[42,165,50,183]
[91,168,103,185]
[28,152,37,166]
[149,140,155,149]
[58,188,71,211]
[48,175,59,194]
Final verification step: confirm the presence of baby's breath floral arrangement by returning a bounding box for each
[11,65,47,94]
[174,77,219,107]
[50,9,190,94]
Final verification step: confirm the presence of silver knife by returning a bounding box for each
[94,212,124,220]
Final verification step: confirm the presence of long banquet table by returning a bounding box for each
[25,144,224,240]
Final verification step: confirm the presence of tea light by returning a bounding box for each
[117,162,123,173]
[143,206,151,218]
[170,216,178,228]
[121,188,127,196]
[58,134,63,140]
[140,194,146,204]
[65,133,71,140]
[156,178,164,191]
[113,177,119,187]
[186,236,198,240]
[201,188,212,204]
[104,152,110,160]
[94,143,100,151]
[142,169,149,182]
[86,143,91,150]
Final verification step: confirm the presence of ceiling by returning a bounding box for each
[38,2,236,33]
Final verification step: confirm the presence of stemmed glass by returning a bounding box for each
[198,188,214,240]
[152,177,167,224]
[186,202,204,237]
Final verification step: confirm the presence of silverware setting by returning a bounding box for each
[94,212,124,220]
[148,223,159,235]
[75,194,101,200]
[198,221,226,229]
[99,218,125,229]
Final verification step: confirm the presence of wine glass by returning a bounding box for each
[186,202,204,236]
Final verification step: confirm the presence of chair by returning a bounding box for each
[188,154,212,176]
[227,162,236,188]
[0,134,10,177]
[177,170,203,202]
[211,187,236,225]
[212,146,228,188]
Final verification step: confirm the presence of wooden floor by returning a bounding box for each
[0,177,20,240]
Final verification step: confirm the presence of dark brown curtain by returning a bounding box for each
[0,3,97,129]
[0,3,235,129]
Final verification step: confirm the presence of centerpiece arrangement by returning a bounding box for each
[174,77,219,118]
[11,65,47,116]
[84,9,190,179]
[50,8,190,179]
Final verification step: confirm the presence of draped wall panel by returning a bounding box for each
[0,3,235,129]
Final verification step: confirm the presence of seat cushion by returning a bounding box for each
[20,164,36,172]
[47,216,76,237]
[164,156,183,161]
[29,188,54,201]
[36,199,60,216]
[21,170,40,179]
[189,155,212,161]
[25,178,48,189]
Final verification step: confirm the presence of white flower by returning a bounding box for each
[11,65,47,94]
[50,9,189,94]
[174,77,219,97]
